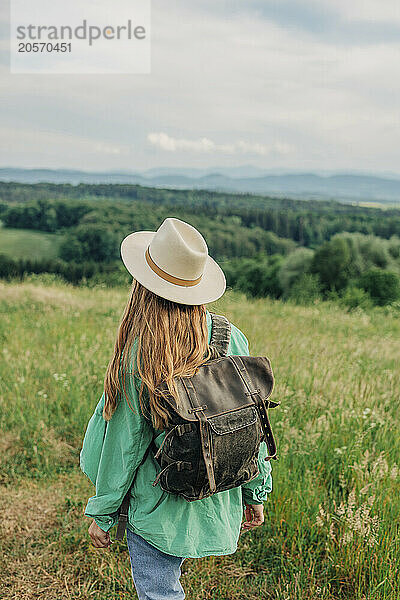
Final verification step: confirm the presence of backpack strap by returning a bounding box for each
[115,438,158,541]
[230,355,278,461]
[181,377,217,494]
[209,313,231,358]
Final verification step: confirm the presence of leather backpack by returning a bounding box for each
[116,312,279,540]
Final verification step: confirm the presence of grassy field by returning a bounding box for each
[0,227,61,260]
[0,278,399,600]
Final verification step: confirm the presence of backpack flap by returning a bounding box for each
[208,405,258,434]
[157,355,274,422]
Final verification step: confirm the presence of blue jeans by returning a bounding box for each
[126,528,186,600]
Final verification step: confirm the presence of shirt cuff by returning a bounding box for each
[241,473,273,505]
[85,513,118,532]
[242,487,266,505]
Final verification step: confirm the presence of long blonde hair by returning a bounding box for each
[103,279,212,430]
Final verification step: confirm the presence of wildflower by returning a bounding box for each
[362,407,371,419]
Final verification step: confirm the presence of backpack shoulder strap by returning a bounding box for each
[209,312,231,357]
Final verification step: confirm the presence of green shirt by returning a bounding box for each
[80,310,272,558]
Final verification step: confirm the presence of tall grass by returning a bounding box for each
[1,279,399,599]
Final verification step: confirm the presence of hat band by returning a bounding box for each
[145,246,202,287]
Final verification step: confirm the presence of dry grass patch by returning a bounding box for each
[0,478,62,538]
[0,472,137,600]
[0,432,20,458]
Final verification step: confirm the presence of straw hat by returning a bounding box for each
[120,217,226,305]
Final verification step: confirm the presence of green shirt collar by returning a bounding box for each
[206,309,212,343]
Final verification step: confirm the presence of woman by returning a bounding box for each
[80,217,273,600]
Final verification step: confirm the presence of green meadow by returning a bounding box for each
[0,226,61,260]
[0,278,399,599]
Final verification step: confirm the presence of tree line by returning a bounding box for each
[2,182,400,248]
[1,231,399,307]
[1,183,400,307]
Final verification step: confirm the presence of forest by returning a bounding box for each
[1,181,400,307]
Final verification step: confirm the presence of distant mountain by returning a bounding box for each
[0,168,145,186]
[141,165,271,178]
[1,167,400,204]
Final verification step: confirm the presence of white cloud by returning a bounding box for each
[147,132,293,156]
[148,133,215,153]
[93,142,125,155]
[0,0,399,172]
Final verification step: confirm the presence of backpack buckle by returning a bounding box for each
[176,423,193,436]
[176,461,192,472]
[188,405,207,413]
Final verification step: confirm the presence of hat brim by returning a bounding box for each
[120,231,226,305]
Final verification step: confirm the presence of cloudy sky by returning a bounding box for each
[1,0,399,174]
